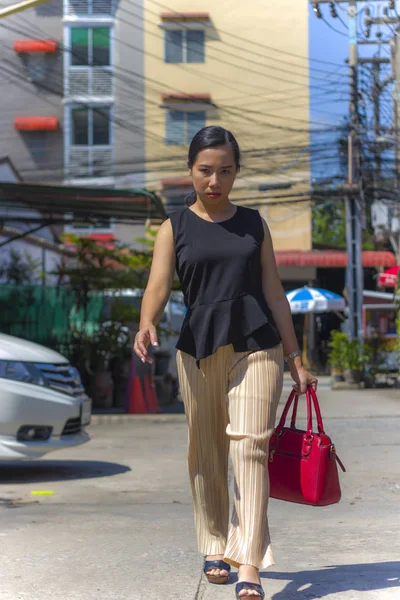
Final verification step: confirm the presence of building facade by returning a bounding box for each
[143,0,312,260]
[0,0,147,247]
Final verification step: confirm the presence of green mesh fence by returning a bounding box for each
[0,285,104,357]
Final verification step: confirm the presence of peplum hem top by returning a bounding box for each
[169,205,281,366]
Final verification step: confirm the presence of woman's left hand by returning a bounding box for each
[290,364,318,395]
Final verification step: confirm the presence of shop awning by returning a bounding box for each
[87,233,116,243]
[160,12,210,22]
[275,250,396,268]
[14,40,58,53]
[14,117,59,131]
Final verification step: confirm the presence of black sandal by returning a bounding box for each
[203,559,231,584]
[235,581,265,599]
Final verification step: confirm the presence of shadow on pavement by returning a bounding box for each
[0,460,130,484]
[262,562,400,599]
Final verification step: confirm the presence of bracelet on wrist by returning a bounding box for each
[284,349,302,363]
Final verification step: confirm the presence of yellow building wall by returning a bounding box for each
[143,0,311,251]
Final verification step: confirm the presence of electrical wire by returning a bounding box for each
[145,0,347,67]
[320,14,350,37]
[0,2,379,191]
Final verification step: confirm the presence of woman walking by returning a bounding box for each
[134,126,317,599]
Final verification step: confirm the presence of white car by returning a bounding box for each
[0,333,91,460]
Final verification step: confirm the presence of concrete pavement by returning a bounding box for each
[0,383,399,600]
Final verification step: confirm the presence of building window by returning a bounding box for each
[71,106,111,146]
[70,27,110,67]
[66,105,113,178]
[24,54,50,83]
[165,111,205,145]
[26,133,47,159]
[165,30,205,63]
[66,26,113,97]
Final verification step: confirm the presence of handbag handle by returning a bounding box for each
[275,386,325,435]
[275,389,298,432]
[290,395,299,428]
[306,386,326,434]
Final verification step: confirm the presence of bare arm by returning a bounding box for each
[260,216,317,392]
[134,219,175,363]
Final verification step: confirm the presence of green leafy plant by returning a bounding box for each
[328,330,368,373]
[327,330,348,372]
[342,338,368,371]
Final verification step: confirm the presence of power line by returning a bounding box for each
[146,0,348,67]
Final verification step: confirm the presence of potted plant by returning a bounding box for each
[327,330,348,381]
[342,338,365,384]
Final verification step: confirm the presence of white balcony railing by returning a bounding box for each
[65,0,115,17]
[67,146,113,178]
[67,68,113,97]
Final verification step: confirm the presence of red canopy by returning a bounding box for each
[14,116,59,131]
[14,40,57,53]
[378,266,400,288]
[275,250,396,268]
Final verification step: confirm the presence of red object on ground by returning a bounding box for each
[143,375,161,414]
[128,376,147,414]
[14,116,59,131]
[14,39,58,53]
[378,266,400,287]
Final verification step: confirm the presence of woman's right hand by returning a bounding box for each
[133,325,159,364]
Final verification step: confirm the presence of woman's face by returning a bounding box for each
[190,145,237,207]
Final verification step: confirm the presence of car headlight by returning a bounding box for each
[68,365,83,385]
[0,361,46,386]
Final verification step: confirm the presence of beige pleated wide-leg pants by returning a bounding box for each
[176,343,284,569]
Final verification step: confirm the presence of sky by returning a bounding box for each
[308,1,396,181]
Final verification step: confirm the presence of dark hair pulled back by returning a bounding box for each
[185,126,241,206]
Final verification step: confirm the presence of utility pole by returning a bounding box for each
[363,9,400,263]
[373,61,381,180]
[391,35,400,263]
[354,57,391,206]
[311,0,366,341]
[345,0,364,342]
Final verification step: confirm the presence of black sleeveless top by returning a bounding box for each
[169,205,281,366]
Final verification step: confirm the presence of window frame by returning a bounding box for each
[64,103,114,179]
[67,24,113,69]
[164,28,205,64]
[165,110,206,146]
[70,105,112,147]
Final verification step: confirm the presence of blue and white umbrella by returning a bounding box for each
[286,286,346,314]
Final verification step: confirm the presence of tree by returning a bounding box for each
[0,249,40,284]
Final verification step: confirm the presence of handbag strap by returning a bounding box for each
[275,389,298,433]
[276,387,325,435]
[306,386,325,434]
[290,395,299,428]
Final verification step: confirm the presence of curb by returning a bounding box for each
[88,413,187,426]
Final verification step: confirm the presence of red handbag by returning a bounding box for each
[268,387,346,506]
